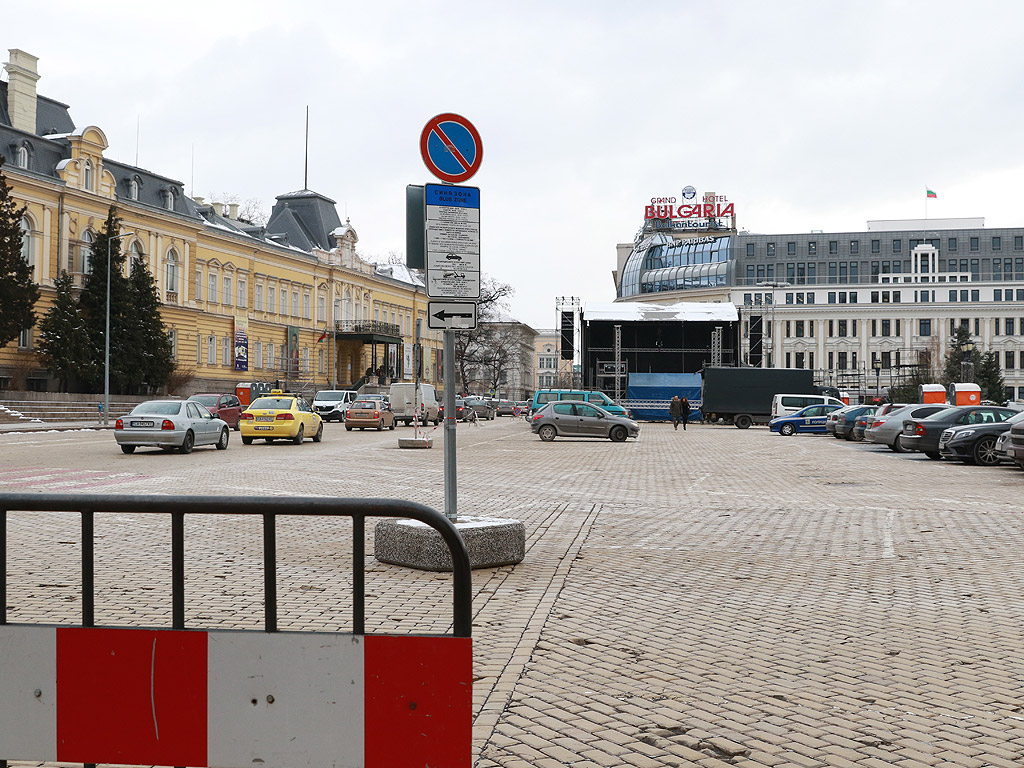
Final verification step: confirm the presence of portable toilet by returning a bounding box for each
[948,382,981,406]
[236,382,253,406]
[919,383,946,404]
[839,391,851,405]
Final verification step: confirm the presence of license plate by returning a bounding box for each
[254,426,272,431]
[256,416,274,422]
[130,421,154,428]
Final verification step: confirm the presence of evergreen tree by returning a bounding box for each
[976,351,1006,404]
[887,362,934,405]
[78,207,133,393]
[940,325,982,389]
[37,270,92,391]
[125,256,174,393]
[0,156,40,348]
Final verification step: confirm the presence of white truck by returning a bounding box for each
[388,382,440,426]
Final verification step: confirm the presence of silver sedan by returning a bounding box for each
[114,400,230,454]
[864,403,946,452]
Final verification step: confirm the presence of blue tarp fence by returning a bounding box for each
[625,373,702,421]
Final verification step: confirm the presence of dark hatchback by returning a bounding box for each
[902,405,1020,460]
[939,409,1024,465]
[834,405,876,440]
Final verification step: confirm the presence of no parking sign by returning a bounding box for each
[420,113,483,183]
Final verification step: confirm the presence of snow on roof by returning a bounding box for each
[583,301,739,323]
[375,263,424,286]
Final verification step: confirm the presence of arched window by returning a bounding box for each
[162,188,175,211]
[165,248,179,293]
[15,145,28,169]
[83,159,93,191]
[79,230,94,274]
[128,178,139,200]
[20,216,33,266]
[129,241,144,273]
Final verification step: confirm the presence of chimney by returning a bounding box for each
[212,202,224,217]
[228,203,239,219]
[5,49,41,135]
[193,195,206,206]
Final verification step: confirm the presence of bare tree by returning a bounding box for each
[454,277,515,393]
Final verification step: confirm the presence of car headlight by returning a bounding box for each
[950,429,974,440]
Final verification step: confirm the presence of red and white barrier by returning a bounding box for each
[0,625,471,768]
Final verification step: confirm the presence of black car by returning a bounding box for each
[901,405,1020,460]
[834,405,876,440]
[939,409,1024,465]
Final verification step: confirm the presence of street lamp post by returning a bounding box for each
[873,360,882,399]
[960,341,975,383]
[103,231,136,426]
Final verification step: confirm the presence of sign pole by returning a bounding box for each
[443,329,457,522]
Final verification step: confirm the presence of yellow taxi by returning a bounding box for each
[239,390,324,445]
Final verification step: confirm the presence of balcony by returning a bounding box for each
[334,320,402,344]
[165,291,178,305]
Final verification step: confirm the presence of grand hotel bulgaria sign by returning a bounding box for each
[644,189,735,231]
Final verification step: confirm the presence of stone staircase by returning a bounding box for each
[0,398,145,424]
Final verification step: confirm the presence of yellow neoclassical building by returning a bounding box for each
[1,48,441,396]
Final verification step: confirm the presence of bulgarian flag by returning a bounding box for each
[317,329,328,343]
[926,188,937,198]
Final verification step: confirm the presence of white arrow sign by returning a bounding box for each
[427,301,478,330]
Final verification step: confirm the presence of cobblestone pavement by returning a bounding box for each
[3,418,1024,767]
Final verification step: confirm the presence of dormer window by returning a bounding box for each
[128,178,139,201]
[162,188,175,211]
[15,145,28,169]
[83,159,93,191]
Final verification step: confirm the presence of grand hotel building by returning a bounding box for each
[615,201,1024,401]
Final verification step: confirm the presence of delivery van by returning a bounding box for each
[389,382,440,426]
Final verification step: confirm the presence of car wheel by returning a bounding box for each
[216,428,229,450]
[844,429,855,441]
[377,421,383,431]
[434,417,440,426]
[292,425,305,445]
[925,451,942,460]
[242,435,254,445]
[610,425,628,442]
[179,430,194,454]
[538,424,557,442]
[346,425,352,431]
[735,415,752,430]
[313,422,324,443]
[833,432,844,439]
[780,423,796,436]
[890,435,906,452]
[267,437,276,442]
[389,422,395,430]
[120,445,136,454]
[973,436,1000,466]
[233,420,241,431]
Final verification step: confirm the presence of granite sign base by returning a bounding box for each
[397,437,433,449]
[374,516,525,572]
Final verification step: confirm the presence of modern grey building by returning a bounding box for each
[615,215,1024,401]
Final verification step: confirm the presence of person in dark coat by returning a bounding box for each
[669,395,683,430]
[680,396,691,430]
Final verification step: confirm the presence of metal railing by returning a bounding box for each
[335,320,402,337]
[0,493,472,638]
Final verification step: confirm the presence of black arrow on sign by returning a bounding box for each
[433,309,474,322]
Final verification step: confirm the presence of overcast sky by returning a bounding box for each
[7,2,1024,330]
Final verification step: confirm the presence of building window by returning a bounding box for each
[162,188,174,211]
[255,284,264,311]
[207,336,216,365]
[129,241,144,273]
[787,242,796,256]
[993,236,1002,251]
[280,287,287,315]
[223,276,232,305]
[795,321,804,338]
[919,318,931,336]
[881,319,891,337]
[237,278,246,307]
[83,159,93,191]
[767,242,776,257]
[1007,351,1016,370]
[948,237,957,253]
[808,241,817,256]
[318,296,326,322]
[828,241,838,255]
[222,337,230,366]
[970,236,979,251]
[1015,236,1023,250]
[828,291,836,303]
[303,293,311,319]
[78,229,93,274]
[871,239,880,254]
[255,341,263,369]
[267,286,275,312]
[15,144,28,168]
[207,273,217,304]
[871,291,879,303]
[850,240,859,255]
[892,239,902,254]
[1008,318,1016,335]
[195,268,203,301]
[746,243,754,257]
[167,329,177,361]
[293,291,300,316]
[795,352,805,368]
[128,178,139,200]
[267,342,275,369]
[165,249,179,293]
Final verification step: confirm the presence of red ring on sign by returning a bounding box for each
[420,113,483,183]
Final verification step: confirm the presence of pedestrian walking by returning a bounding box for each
[680,396,691,430]
[669,395,683,430]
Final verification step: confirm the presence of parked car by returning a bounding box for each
[463,396,496,420]
[115,400,230,454]
[530,401,640,442]
[239,390,324,445]
[188,393,244,430]
[439,399,468,421]
[939,409,1024,465]
[833,405,876,441]
[530,389,630,418]
[901,405,1019,459]
[825,405,856,437]
[345,399,396,431]
[389,382,440,426]
[851,411,875,441]
[312,390,358,422]
[771,393,845,419]
[769,404,842,435]
[995,431,1014,463]
[864,404,947,452]
[495,399,516,417]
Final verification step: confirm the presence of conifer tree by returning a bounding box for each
[940,324,982,389]
[78,207,133,393]
[125,256,174,393]
[0,156,40,348]
[976,350,1006,404]
[37,270,92,391]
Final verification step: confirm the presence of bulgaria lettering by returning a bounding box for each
[644,203,735,220]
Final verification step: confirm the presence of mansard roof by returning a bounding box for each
[266,189,344,252]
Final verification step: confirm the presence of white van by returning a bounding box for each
[771,393,845,419]
[389,382,440,426]
[312,390,358,422]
